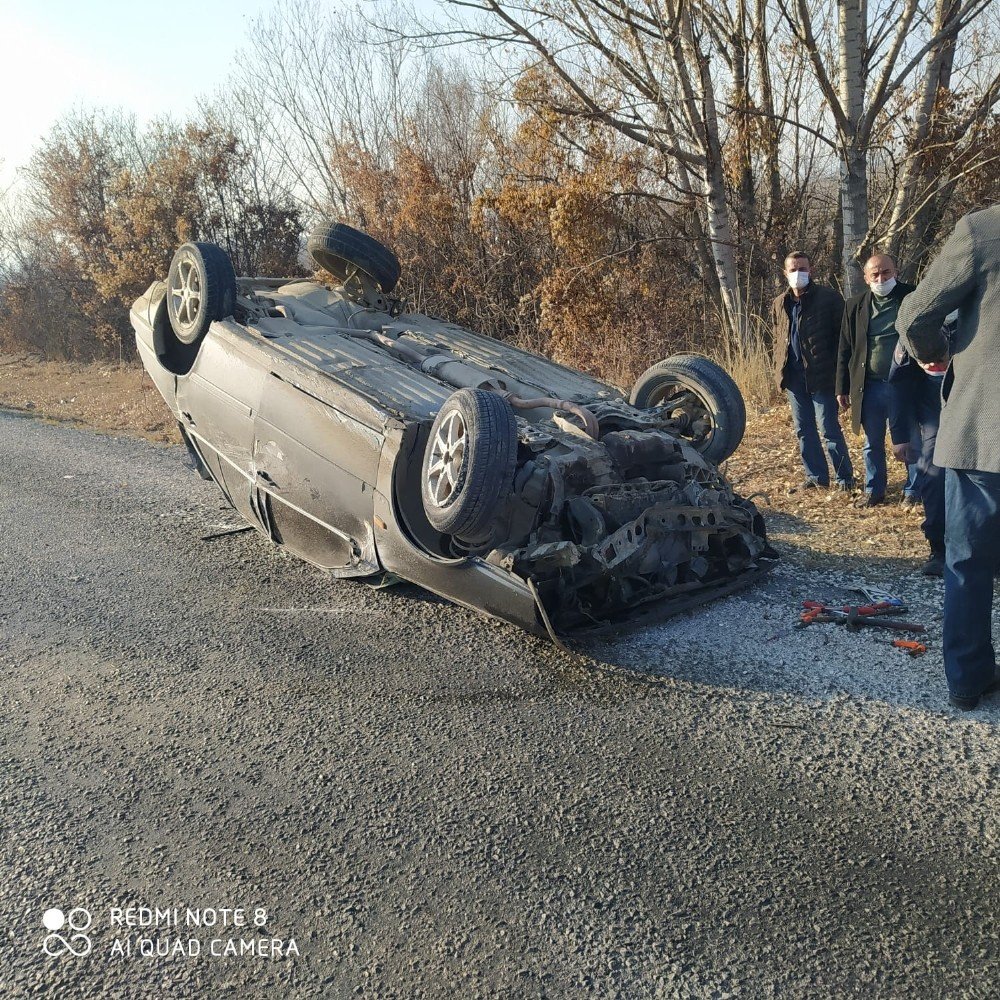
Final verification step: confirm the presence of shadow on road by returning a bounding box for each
[557,542,1000,723]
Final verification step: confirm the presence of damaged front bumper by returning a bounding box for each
[448,407,775,638]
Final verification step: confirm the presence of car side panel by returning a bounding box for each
[253,374,383,575]
[175,329,266,525]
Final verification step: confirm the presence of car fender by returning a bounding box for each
[371,420,549,638]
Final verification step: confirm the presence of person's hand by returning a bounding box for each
[891,442,914,464]
[918,356,949,374]
[837,394,850,410]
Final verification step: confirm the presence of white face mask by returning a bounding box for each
[787,270,810,290]
[871,277,897,296]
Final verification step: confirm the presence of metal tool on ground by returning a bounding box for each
[843,607,925,632]
[802,600,903,617]
[798,608,926,633]
[849,585,907,611]
[798,601,905,627]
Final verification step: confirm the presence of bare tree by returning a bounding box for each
[778,0,997,294]
[882,0,1000,275]
[228,0,423,219]
[427,0,779,345]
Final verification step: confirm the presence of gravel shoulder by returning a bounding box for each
[1,406,998,999]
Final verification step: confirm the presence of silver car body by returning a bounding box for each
[132,275,771,641]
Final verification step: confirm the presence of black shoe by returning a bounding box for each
[919,553,945,577]
[854,493,884,508]
[949,672,1000,711]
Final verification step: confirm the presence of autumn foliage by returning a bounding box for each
[0,114,302,361]
[1,0,996,404]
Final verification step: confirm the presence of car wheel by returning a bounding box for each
[630,354,746,463]
[421,389,518,539]
[166,242,237,346]
[307,222,401,294]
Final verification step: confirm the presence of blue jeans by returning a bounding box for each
[859,378,901,499]
[943,469,1000,698]
[912,376,945,551]
[784,365,854,486]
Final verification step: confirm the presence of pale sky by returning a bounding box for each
[0,0,445,188]
[0,0,269,185]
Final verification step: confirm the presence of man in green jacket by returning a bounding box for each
[836,254,915,508]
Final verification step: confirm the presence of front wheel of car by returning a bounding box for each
[166,242,237,346]
[630,354,746,463]
[421,389,518,540]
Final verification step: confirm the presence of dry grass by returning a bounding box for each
[0,354,181,444]
[0,354,930,570]
[711,333,930,569]
[725,406,929,569]
[717,333,776,411]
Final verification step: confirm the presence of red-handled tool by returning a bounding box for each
[802,600,901,617]
[878,638,929,657]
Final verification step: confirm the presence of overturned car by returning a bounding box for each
[131,223,773,640]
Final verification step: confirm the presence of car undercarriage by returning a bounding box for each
[132,222,775,638]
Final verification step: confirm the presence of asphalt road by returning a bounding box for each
[1,410,998,999]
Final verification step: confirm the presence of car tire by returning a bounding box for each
[166,242,237,346]
[307,222,401,294]
[630,354,746,463]
[421,389,518,539]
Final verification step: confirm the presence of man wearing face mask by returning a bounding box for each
[772,252,854,491]
[836,254,915,507]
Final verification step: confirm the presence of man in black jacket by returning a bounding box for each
[836,254,914,508]
[772,252,854,491]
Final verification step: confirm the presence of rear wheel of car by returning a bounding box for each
[630,354,746,463]
[421,389,518,540]
[166,242,237,346]
[307,222,401,294]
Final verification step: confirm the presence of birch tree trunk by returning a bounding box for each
[886,0,958,275]
[753,0,783,233]
[676,2,746,345]
[838,0,869,297]
[705,166,744,342]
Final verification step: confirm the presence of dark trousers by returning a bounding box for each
[784,365,854,486]
[943,469,1000,698]
[859,378,900,499]
[911,376,945,552]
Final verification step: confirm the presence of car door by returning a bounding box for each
[175,329,266,526]
[252,374,384,575]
